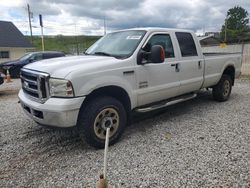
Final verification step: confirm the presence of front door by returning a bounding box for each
[135,33,180,106]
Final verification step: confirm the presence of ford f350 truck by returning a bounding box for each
[18,28,242,148]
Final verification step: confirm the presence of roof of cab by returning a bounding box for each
[30,51,65,55]
[116,27,194,33]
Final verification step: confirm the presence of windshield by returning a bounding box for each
[19,53,33,61]
[86,30,146,58]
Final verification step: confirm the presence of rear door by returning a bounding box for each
[174,32,204,94]
[136,32,181,106]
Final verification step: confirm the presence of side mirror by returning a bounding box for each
[150,45,165,63]
[137,45,165,65]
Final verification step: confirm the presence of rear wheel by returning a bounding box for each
[212,74,232,102]
[77,96,127,148]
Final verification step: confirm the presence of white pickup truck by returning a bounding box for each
[18,28,242,148]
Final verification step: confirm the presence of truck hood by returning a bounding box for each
[24,55,122,78]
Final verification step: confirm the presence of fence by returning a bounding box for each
[202,43,250,75]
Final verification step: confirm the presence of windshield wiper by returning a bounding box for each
[93,52,112,57]
[92,51,124,59]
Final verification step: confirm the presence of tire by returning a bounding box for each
[212,74,232,102]
[77,96,127,148]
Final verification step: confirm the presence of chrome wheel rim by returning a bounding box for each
[223,80,230,97]
[94,108,119,139]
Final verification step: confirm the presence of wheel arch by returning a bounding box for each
[80,85,132,116]
[222,65,235,85]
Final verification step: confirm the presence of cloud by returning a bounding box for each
[0,0,249,35]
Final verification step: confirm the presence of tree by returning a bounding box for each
[221,6,250,42]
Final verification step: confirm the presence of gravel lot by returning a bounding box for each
[0,79,250,187]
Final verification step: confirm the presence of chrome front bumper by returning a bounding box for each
[18,89,86,127]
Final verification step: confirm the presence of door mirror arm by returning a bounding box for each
[137,50,150,65]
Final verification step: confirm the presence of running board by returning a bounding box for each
[135,93,197,113]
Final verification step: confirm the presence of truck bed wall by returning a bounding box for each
[202,54,242,88]
[202,44,250,75]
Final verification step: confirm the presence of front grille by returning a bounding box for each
[20,69,49,103]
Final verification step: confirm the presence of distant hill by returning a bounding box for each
[26,35,101,54]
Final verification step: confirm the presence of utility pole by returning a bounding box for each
[103,16,106,35]
[41,26,44,51]
[75,23,79,55]
[27,4,33,44]
[224,15,228,42]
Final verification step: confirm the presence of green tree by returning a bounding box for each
[221,6,250,42]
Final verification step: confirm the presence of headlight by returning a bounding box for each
[49,78,74,97]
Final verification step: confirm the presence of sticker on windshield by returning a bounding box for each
[126,35,141,40]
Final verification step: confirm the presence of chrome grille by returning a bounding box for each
[20,69,50,103]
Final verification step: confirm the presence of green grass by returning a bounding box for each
[26,35,101,54]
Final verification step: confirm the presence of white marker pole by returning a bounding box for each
[41,26,44,51]
[96,128,110,188]
[103,127,110,179]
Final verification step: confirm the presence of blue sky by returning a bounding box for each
[0,0,249,36]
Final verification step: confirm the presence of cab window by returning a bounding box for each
[43,53,53,59]
[143,34,175,58]
[175,32,198,57]
[29,53,43,62]
[33,54,43,61]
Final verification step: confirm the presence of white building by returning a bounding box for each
[0,21,34,64]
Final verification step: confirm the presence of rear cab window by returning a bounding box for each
[175,32,198,57]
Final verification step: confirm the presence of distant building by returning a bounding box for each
[198,35,221,46]
[204,32,220,38]
[0,21,34,63]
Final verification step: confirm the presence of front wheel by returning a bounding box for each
[77,96,127,148]
[212,74,232,102]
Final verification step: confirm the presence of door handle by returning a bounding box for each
[198,61,202,69]
[171,63,180,72]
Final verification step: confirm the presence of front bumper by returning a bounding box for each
[18,89,86,127]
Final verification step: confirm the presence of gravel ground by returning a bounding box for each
[0,79,250,187]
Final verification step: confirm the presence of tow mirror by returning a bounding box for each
[137,45,165,65]
[150,45,165,63]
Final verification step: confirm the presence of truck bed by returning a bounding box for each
[202,52,242,88]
